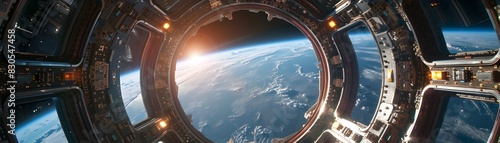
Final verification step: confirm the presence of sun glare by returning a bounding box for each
[188,51,202,64]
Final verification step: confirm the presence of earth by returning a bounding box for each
[348,33,383,125]
[16,109,68,143]
[120,70,149,125]
[15,31,500,143]
[443,30,499,53]
[176,39,320,143]
[435,96,498,143]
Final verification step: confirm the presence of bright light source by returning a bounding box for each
[159,121,167,128]
[387,69,394,82]
[187,51,203,65]
[64,72,75,81]
[332,122,340,129]
[328,20,336,28]
[189,51,200,58]
[163,23,170,29]
[431,71,446,80]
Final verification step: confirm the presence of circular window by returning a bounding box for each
[175,11,320,142]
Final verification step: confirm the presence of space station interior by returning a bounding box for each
[0,0,500,142]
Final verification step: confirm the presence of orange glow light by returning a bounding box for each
[163,23,170,29]
[328,20,336,28]
[159,121,167,128]
[431,71,444,80]
[64,72,75,81]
